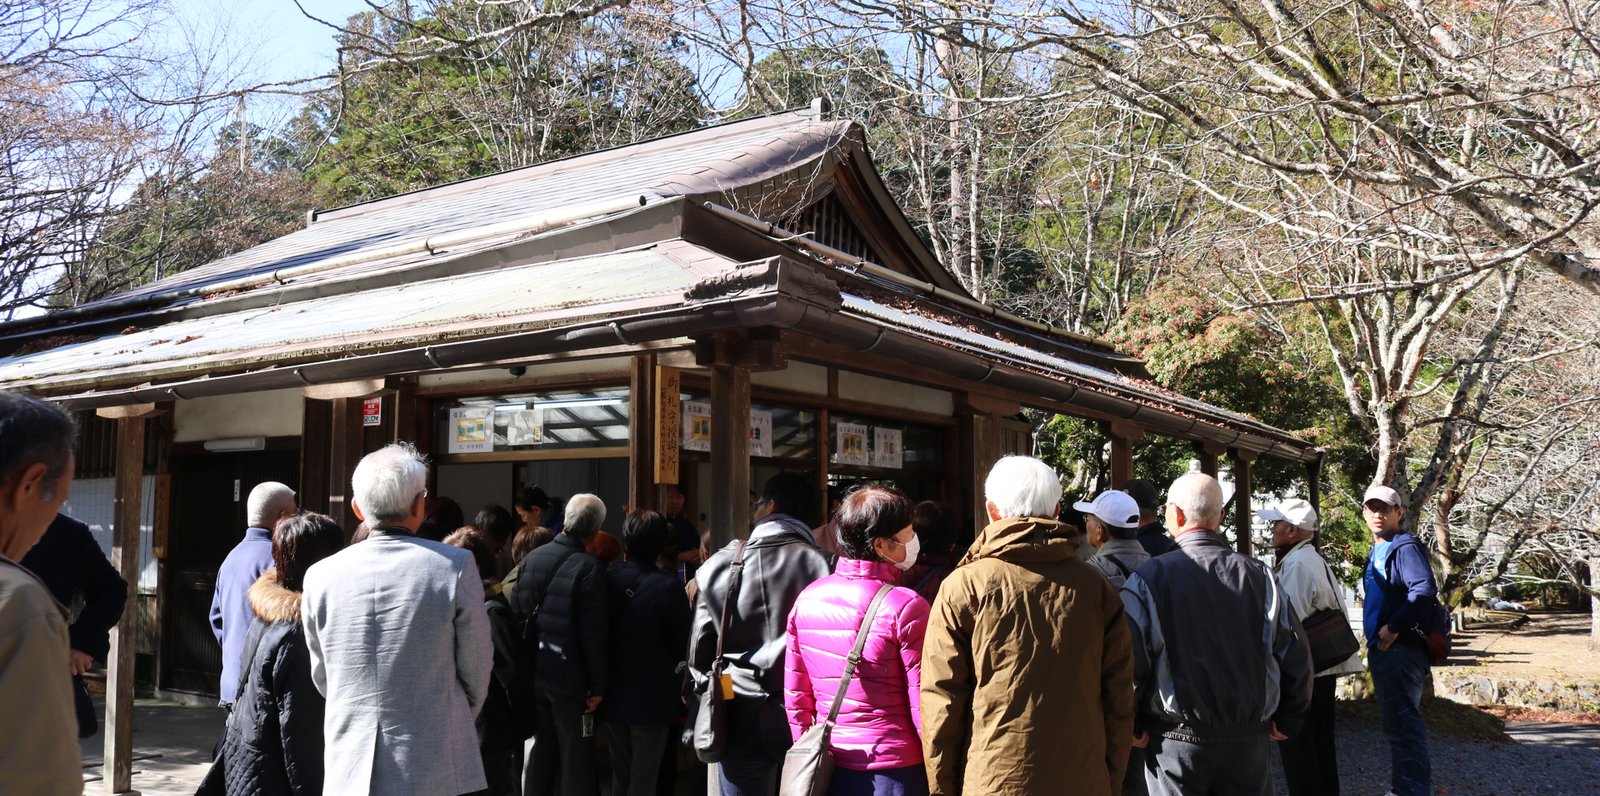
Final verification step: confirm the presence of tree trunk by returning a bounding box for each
[1591,556,1599,653]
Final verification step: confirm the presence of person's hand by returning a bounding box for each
[1377,625,1399,651]
[1131,731,1149,749]
[69,650,94,676]
[585,695,604,713]
[1269,723,1288,741]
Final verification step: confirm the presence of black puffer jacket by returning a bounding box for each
[603,561,691,726]
[218,571,324,796]
[509,533,609,698]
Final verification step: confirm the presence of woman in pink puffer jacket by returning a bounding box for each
[785,486,931,796]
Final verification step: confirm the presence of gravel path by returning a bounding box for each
[1270,716,1600,795]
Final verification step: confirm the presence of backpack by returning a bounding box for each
[1379,536,1452,665]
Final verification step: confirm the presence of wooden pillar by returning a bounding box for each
[1107,421,1144,487]
[1306,455,1324,513]
[709,362,751,549]
[962,394,1017,532]
[327,397,363,529]
[96,406,158,796]
[628,355,658,512]
[1195,441,1226,478]
[1230,448,1257,555]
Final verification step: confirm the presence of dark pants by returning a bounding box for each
[1123,746,1148,796]
[714,695,791,796]
[1278,675,1339,796]
[604,723,671,796]
[1370,642,1431,796]
[829,764,929,796]
[528,685,598,796]
[1146,731,1271,796]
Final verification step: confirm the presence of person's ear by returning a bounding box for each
[985,500,1002,523]
[1171,504,1187,529]
[0,463,48,512]
[351,500,368,523]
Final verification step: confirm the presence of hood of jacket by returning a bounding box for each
[960,516,1081,566]
[247,569,301,624]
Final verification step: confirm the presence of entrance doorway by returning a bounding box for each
[162,445,300,695]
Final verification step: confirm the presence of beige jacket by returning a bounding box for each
[0,556,80,795]
[921,517,1135,796]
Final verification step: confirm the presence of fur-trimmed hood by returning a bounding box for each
[247,569,301,623]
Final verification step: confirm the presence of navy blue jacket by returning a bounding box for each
[1362,532,1438,645]
[602,561,691,726]
[20,514,128,659]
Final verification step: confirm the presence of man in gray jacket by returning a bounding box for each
[302,443,493,796]
[1120,473,1313,796]
[688,472,831,796]
[0,393,81,796]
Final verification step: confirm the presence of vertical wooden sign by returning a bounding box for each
[655,365,682,484]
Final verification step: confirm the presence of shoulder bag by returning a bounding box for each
[692,539,747,763]
[1300,558,1360,671]
[780,583,895,796]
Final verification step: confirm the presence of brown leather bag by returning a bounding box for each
[780,583,894,796]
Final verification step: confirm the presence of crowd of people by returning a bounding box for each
[0,390,1448,796]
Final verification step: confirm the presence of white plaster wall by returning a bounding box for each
[837,371,954,416]
[60,477,157,593]
[420,357,632,391]
[751,361,828,395]
[173,389,304,443]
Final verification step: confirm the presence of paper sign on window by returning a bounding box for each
[874,427,903,469]
[750,409,773,457]
[682,401,712,452]
[837,422,869,466]
[448,407,493,454]
[506,408,544,446]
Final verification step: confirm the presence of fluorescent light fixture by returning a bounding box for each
[203,436,267,452]
[537,397,628,411]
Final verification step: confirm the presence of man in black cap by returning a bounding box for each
[1120,479,1177,557]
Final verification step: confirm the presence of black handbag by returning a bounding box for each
[780,584,894,796]
[1301,561,1360,671]
[692,540,746,764]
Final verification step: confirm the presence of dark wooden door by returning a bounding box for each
[161,447,300,695]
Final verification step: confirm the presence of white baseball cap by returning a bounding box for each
[1073,490,1142,529]
[1256,498,1318,532]
[1363,485,1403,509]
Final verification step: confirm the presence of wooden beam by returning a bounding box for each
[1106,421,1144,487]
[298,399,332,516]
[1230,448,1258,555]
[104,416,144,795]
[709,362,751,548]
[95,403,161,420]
[302,377,390,401]
[1195,441,1226,478]
[962,398,1004,534]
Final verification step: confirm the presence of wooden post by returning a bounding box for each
[629,354,658,512]
[1230,449,1257,555]
[327,397,363,529]
[1195,441,1226,478]
[961,396,1006,533]
[103,412,151,795]
[709,362,751,549]
[1107,421,1144,487]
[1306,456,1324,513]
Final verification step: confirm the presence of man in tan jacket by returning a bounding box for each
[921,455,1135,795]
[0,392,83,795]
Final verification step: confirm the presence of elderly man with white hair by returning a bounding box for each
[921,455,1134,796]
[210,479,297,709]
[510,492,612,796]
[301,443,493,796]
[1119,473,1313,796]
[1262,499,1361,796]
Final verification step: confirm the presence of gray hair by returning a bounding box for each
[562,493,606,538]
[984,456,1063,520]
[0,393,77,498]
[351,443,429,523]
[246,482,297,528]
[1167,472,1224,528]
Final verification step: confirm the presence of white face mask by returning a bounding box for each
[891,534,921,572]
